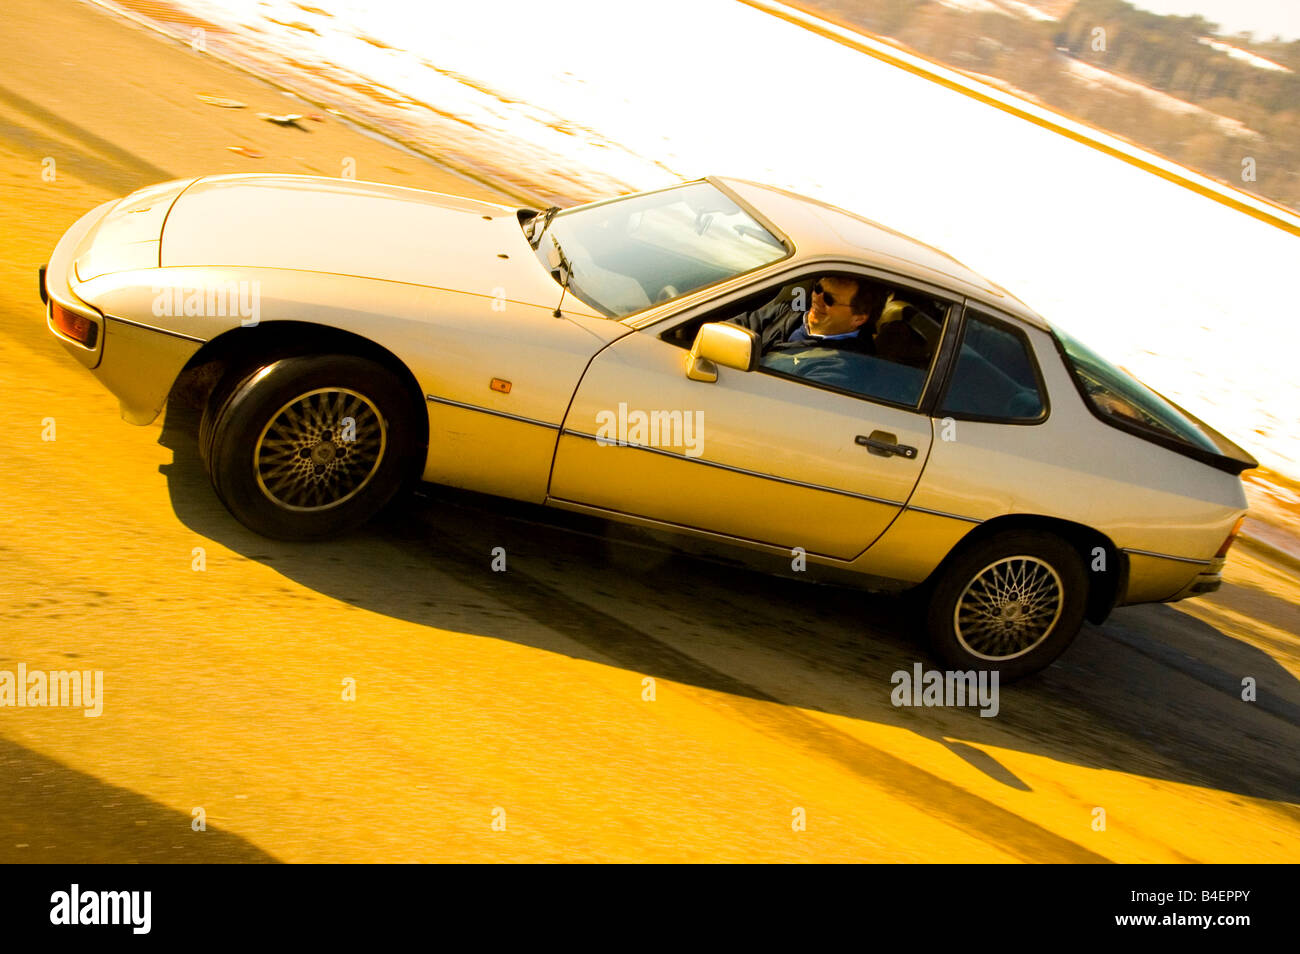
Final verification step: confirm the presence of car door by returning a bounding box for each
[548,275,947,560]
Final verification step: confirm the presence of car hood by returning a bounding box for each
[159,174,593,313]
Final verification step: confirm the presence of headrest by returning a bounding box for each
[879,297,940,350]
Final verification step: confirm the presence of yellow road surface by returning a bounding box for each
[0,0,1296,862]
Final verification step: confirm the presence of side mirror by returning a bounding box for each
[686,322,758,382]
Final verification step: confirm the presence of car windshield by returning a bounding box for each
[530,182,788,318]
[1053,325,1220,453]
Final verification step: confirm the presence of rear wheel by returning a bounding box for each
[924,531,1087,681]
[205,355,418,540]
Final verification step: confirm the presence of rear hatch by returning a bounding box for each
[1052,324,1258,475]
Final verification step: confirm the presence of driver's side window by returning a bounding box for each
[662,273,950,409]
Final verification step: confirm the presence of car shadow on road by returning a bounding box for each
[0,733,278,863]
[157,405,1300,815]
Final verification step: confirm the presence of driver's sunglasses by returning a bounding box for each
[812,282,841,307]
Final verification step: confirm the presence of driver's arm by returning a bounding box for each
[728,297,793,338]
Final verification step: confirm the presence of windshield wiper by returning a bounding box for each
[549,233,575,317]
[528,205,561,250]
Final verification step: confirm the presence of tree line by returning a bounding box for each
[801,0,1300,210]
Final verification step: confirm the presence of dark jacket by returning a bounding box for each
[726,297,933,402]
[728,299,873,356]
[726,298,932,396]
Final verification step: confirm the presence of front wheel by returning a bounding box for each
[206,355,419,540]
[924,531,1088,682]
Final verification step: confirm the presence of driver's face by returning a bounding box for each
[809,277,866,336]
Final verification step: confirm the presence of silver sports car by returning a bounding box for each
[42,174,1256,679]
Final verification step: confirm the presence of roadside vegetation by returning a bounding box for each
[802,0,1300,210]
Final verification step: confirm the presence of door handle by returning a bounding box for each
[855,430,918,459]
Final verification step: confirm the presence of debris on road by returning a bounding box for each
[258,113,307,128]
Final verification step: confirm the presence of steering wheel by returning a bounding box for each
[655,284,681,303]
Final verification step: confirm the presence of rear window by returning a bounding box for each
[1053,326,1220,454]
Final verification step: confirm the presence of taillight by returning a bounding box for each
[1215,516,1246,558]
[50,300,99,348]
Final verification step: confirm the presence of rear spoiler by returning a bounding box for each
[1151,391,1259,476]
[1078,373,1258,475]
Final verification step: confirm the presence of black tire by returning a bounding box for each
[199,346,304,475]
[924,530,1088,682]
[206,354,418,540]
[198,365,249,480]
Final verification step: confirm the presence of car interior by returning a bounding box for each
[563,216,737,315]
[660,273,949,408]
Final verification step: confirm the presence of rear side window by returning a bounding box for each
[938,313,1045,422]
[1053,325,1220,453]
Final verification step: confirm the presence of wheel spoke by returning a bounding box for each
[952,555,1065,661]
[253,387,388,513]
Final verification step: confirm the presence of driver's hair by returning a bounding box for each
[825,274,882,320]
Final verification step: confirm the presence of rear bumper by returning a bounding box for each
[1120,549,1225,605]
[1167,560,1225,601]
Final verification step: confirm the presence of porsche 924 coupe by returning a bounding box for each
[42,174,1256,678]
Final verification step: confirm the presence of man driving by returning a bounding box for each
[728,274,880,355]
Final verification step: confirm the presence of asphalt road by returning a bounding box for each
[0,0,1296,862]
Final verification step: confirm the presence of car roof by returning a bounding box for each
[710,176,1049,331]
